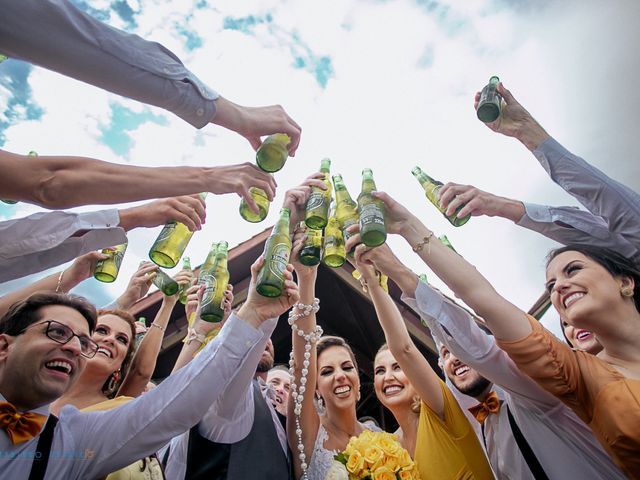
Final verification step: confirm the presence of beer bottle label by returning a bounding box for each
[325,235,337,247]
[306,192,324,211]
[269,243,290,280]
[360,203,384,226]
[200,274,217,310]
[155,222,177,243]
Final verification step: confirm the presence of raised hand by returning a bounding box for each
[438,182,525,221]
[209,162,277,214]
[238,256,299,327]
[474,82,549,151]
[119,194,206,232]
[211,97,302,156]
[115,262,158,311]
[65,251,109,285]
[282,172,327,228]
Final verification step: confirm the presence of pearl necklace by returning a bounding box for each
[288,298,322,480]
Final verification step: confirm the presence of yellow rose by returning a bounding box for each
[397,448,413,468]
[372,465,396,480]
[376,435,401,457]
[398,470,414,480]
[381,454,399,472]
[364,446,384,466]
[346,451,365,475]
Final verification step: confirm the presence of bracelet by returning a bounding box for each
[185,328,207,346]
[150,323,166,333]
[412,231,434,254]
[55,270,65,294]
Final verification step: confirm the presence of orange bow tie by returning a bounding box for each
[468,391,501,424]
[0,402,47,445]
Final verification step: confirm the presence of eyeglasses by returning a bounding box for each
[25,320,99,358]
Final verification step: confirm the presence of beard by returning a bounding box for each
[450,374,492,398]
[256,354,274,373]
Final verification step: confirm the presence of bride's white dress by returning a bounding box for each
[306,423,381,480]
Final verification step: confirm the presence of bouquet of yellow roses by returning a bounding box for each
[330,430,420,480]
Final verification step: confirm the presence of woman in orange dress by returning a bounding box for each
[354,191,640,478]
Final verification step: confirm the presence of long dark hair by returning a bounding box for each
[547,244,640,312]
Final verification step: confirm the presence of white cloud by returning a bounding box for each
[2,0,638,344]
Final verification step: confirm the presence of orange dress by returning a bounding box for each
[497,315,640,478]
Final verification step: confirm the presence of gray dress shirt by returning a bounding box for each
[0,0,219,128]
[0,313,266,479]
[518,137,640,265]
[404,281,626,479]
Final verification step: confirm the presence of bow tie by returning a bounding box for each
[0,402,47,445]
[468,391,501,424]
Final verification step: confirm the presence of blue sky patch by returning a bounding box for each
[176,23,204,50]
[99,103,167,157]
[0,60,44,147]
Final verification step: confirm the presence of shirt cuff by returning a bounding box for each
[213,312,264,356]
[533,136,571,173]
[77,209,121,230]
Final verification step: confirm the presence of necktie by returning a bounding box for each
[0,402,47,445]
[468,391,501,424]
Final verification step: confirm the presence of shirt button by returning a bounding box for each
[196,108,204,116]
[163,67,170,74]
[245,341,252,347]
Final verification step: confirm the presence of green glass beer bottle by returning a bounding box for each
[438,234,458,253]
[322,212,346,268]
[256,134,290,173]
[298,222,323,266]
[358,169,386,247]
[149,193,207,268]
[256,208,292,297]
[152,267,179,296]
[179,256,192,304]
[305,158,332,229]
[418,273,429,284]
[197,242,219,285]
[411,166,470,227]
[476,75,502,123]
[200,241,230,322]
[94,243,128,283]
[239,187,270,223]
[333,174,359,255]
[0,55,7,63]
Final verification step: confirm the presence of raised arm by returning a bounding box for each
[475,82,640,252]
[74,254,299,479]
[1,0,301,151]
[0,149,277,212]
[0,195,205,283]
[353,244,446,418]
[118,268,193,398]
[347,191,530,342]
[438,182,638,257]
[0,251,107,316]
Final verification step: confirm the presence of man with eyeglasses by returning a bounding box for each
[0,259,299,480]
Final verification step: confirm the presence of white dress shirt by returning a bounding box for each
[0,312,265,479]
[164,317,288,480]
[1,0,218,128]
[0,209,127,283]
[403,281,626,479]
[518,137,640,265]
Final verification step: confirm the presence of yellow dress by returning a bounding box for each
[413,380,494,480]
[82,397,165,480]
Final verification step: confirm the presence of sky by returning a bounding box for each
[1,0,639,340]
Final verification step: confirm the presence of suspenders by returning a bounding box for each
[481,405,550,480]
[28,415,58,480]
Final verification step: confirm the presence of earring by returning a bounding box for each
[621,286,634,298]
[315,396,326,416]
[107,370,121,393]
